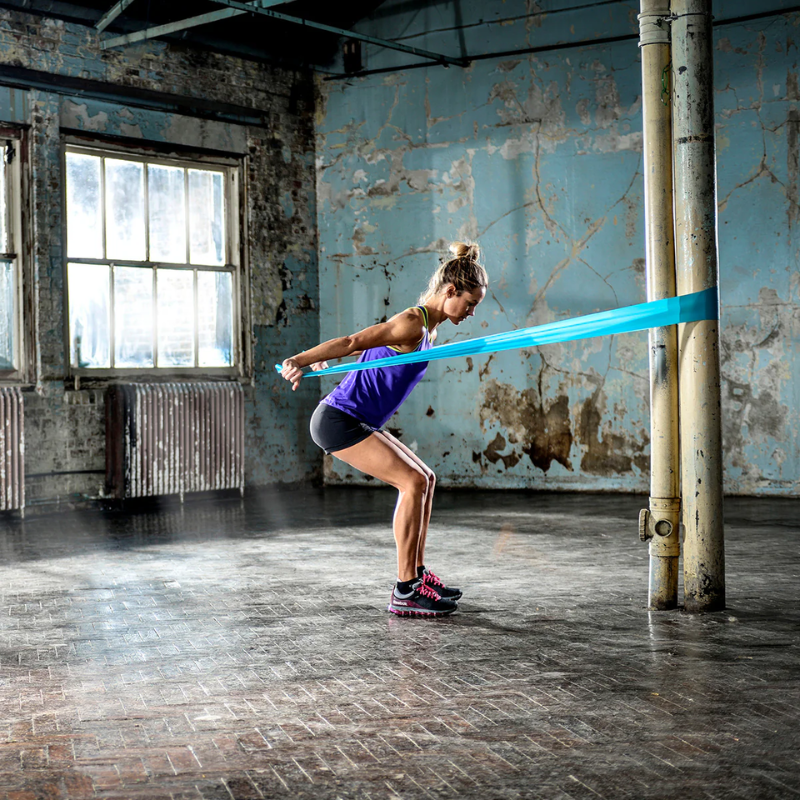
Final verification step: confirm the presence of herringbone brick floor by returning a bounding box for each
[0,489,798,799]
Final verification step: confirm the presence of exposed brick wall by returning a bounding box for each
[0,8,321,507]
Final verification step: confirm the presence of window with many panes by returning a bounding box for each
[0,132,23,379]
[65,143,241,373]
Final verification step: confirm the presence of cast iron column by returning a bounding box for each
[638,0,681,610]
[671,0,725,612]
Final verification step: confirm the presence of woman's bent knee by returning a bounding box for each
[403,468,432,497]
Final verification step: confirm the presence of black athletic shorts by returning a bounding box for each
[310,403,378,454]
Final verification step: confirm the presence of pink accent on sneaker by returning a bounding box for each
[422,570,444,589]
[386,581,456,617]
[420,568,463,602]
[416,582,441,602]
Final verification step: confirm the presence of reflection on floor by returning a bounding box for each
[0,488,798,799]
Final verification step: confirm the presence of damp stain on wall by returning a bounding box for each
[480,379,573,474]
[578,392,649,476]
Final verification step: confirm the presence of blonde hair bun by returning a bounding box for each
[449,241,481,263]
[418,239,488,304]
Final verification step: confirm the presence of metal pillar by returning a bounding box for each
[671,0,725,612]
[637,0,681,610]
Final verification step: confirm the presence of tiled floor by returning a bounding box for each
[0,488,798,799]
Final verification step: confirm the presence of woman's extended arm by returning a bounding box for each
[280,309,425,390]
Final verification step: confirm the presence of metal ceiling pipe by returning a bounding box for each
[670,0,725,612]
[96,0,137,32]
[99,0,289,51]
[637,0,681,611]
[208,0,469,68]
[324,5,800,81]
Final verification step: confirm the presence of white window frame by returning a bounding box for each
[63,137,247,379]
[0,128,29,384]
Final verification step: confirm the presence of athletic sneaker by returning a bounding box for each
[387,581,458,617]
[421,568,463,602]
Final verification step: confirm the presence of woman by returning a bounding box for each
[280,242,488,617]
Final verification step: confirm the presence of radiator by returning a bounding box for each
[0,387,24,512]
[106,382,245,500]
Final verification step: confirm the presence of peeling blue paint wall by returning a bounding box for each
[0,8,320,505]
[315,1,800,495]
[715,16,800,495]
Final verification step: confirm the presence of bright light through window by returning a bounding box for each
[66,146,237,371]
[0,141,20,373]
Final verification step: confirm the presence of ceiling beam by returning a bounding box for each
[100,0,286,51]
[207,0,469,67]
[0,63,270,126]
[96,0,137,32]
[0,0,332,73]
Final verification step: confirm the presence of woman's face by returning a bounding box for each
[444,285,486,325]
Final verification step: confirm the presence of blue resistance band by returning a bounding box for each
[274,288,718,378]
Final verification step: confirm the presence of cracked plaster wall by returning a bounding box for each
[0,8,320,506]
[316,1,800,495]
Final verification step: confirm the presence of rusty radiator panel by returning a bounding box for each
[106,383,245,500]
[0,387,24,512]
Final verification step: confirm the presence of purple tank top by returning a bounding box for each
[322,306,433,429]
